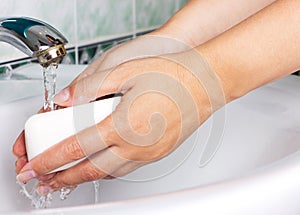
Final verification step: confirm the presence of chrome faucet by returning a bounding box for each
[0,17,68,67]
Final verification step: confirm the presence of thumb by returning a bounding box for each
[53,66,129,107]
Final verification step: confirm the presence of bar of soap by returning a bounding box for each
[25,97,120,172]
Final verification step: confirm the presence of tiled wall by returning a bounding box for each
[0,0,188,66]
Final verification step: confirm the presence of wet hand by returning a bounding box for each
[15,50,224,195]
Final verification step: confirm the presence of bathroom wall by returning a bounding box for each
[0,0,188,68]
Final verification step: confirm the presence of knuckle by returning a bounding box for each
[49,180,61,190]
[97,118,117,146]
[63,139,85,161]
[79,165,103,182]
[39,156,53,174]
[104,129,117,146]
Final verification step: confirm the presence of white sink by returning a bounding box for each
[1,64,300,215]
[0,64,86,104]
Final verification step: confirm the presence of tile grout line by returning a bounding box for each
[74,0,79,65]
[132,0,137,39]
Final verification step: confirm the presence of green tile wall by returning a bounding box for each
[178,0,189,8]
[0,0,186,65]
[136,0,177,29]
[77,0,133,43]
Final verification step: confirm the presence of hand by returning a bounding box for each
[13,33,190,176]
[70,33,191,85]
[14,49,225,195]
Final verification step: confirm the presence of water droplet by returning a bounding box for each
[59,187,74,200]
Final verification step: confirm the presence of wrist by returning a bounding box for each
[162,49,227,122]
[196,44,243,104]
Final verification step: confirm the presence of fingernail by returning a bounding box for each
[16,170,36,183]
[53,88,70,104]
[36,185,53,196]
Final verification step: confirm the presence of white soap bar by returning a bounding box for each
[25,97,120,172]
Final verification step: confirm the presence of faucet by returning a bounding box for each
[0,17,68,67]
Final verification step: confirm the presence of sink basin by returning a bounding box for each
[0,64,86,104]
[1,64,300,215]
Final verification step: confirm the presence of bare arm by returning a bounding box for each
[153,0,277,46]
[198,0,300,101]
[15,0,277,168]
[66,0,278,84]
[16,0,300,192]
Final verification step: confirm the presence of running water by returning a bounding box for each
[17,63,62,209]
[18,182,75,209]
[59,187,74,200]
[17,63,59,209]
[18,63,102,209]
[18,180,52,209]
[93,180,101,203]
[43,63,58,111]
[18,181,101,209]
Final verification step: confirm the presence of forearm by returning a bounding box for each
[151,0,276,47]
[198,0,300,102]
[88,0,277,74]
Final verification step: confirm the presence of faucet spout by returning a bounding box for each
[0,17,68,67]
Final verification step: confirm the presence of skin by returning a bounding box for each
[13,0,294,195]
[65,0,277,84]
[156,0,276,46]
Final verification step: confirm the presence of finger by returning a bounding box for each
[37,173,56,182]
[36,181,77,196]
[13,107,50,174]
[15,155,28,174]
[69,56,105,85]
[37,107,46,113]
[69,45,121,85]
[103,175,116,180]
[16,116,114,183]
[53,62,133,107]
[12,131,26,158]
[37,147,126,192]
[107,161,145,178]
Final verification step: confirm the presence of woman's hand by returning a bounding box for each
[14,50,225,195]
[13,0,298,197]
[69,33,191,86]
[13,0,272,184]
[13,33,190,177]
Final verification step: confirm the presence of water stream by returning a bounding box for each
[43,63,57,111]
[18,63,102,209]
[18,180,52,209]
[93,180,101,203]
